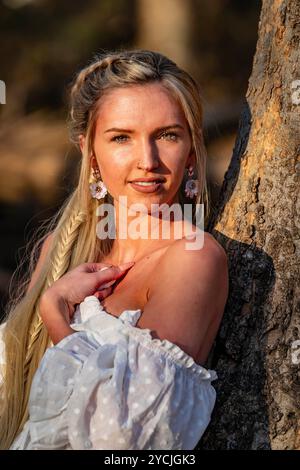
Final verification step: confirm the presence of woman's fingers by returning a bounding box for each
[97,262,135,272]
[46,261,136,308]
[94,286,113,300]
[98,266,112,272]
[94,262,135,285]
[76,261,135,274]
[75,262,114,273]
[98,279,117,289]
[93,262,135,296]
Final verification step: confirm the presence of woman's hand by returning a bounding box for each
[39,261,135,345]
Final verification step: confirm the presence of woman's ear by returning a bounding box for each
[79,134,86,153]
[90,154,98,171]
[186,145,196,169]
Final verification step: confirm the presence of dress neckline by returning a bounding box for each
[72,296,218,381]
[99,302,142,321]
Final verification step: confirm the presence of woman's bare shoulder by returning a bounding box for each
[147,230,228,302]
[140,230,229,362]
[165,230,228,266]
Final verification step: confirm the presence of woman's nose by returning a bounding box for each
[137,139,159,170]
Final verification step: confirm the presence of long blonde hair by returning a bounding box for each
[0,48,209,448]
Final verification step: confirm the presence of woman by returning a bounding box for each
[0,49,228,450]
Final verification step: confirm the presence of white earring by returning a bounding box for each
[184,167,199,198]
[89,161,108,199]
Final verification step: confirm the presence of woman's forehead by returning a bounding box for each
[95,83,187,131]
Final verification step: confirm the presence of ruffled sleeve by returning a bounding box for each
[11,296,218,450]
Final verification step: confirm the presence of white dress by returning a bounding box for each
[0,295,218,450]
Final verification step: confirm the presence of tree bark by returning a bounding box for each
[199,0,300,450]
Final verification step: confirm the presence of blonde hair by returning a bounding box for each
[0,48,209,448]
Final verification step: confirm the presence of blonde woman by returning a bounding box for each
[0,49,228,450]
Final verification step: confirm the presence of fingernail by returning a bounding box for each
[118,261,135,271]
[98,265,113,271]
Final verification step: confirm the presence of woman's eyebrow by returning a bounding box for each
[104,124,184,134]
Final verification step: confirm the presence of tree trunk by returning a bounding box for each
[199,0,300,450]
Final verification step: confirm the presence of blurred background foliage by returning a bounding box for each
[0,0,261,312]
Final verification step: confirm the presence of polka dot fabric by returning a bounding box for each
[7,295,218,450]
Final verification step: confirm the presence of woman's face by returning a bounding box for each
[86,82,195,211]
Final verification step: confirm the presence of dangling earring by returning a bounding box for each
[184,167,199,199]
[89,157,108,199]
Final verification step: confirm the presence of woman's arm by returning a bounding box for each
[39,292,75,345]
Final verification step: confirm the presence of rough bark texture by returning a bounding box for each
[198,0,300,450]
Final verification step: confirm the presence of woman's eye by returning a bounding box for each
[160,132,179,141]
[111,134,128,143]
[111,132,179,143]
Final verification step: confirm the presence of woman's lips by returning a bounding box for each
[129,181,163,193]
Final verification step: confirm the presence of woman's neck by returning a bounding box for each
[100,196,194,265]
